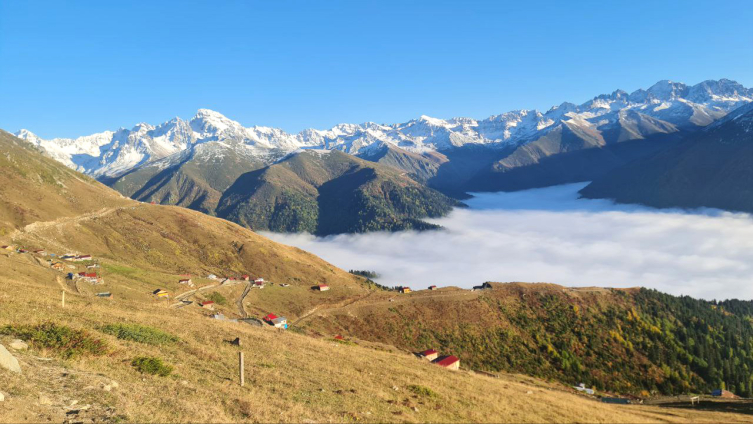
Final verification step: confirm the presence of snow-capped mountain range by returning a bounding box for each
[15,79,753,178]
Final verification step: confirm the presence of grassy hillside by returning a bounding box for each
[0,130,131,234]
[298,283,753,398]
[216,150,460,235]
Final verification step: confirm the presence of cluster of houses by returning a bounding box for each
[70,271,103,284]
[2,245,53,256]
[419,349,461,370]
[396,285,438,293]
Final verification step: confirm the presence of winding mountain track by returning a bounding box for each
[291,289,482,326]
[236,282,252,318]
[171,278,245,308]
[8,206,139,251]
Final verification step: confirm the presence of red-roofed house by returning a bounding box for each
[334,335,345,341]
[317,284,330,291]
[420,349,439,361]
[200,301,215,310]
[241,274,250,281]
[428,285,437,291]
[433,355,460,370]
[263,313,278,322]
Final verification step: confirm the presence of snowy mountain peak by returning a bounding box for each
[645,80,689,101]
[14,78,753,179]
[14,129,41,143]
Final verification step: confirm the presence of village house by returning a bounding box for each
[263,313,288,328]
[316,284,330,291]
[86,264,100,269]
[75,254,93,261]
[253,278,265,288]
[61,254,77,261]
[77,272,101,284]
[419,349,439,361]
[433,355,460,370]
[271,316,288,329]
[153,289,169,298]
[33,249,46,255]
[199,301,215,310]
[712,389,738,398]
[472,282,493,291]
[334,335,345,341]
[399,287,411,294]
[178,278,194,287]
[51,262,66,271]
[1,245,13,251]
[96,292,113,299]
[241,274,250,281]
[263,313,278,323]
[574,383,595,395]
[207,274,218,280]
[428,285,438,290]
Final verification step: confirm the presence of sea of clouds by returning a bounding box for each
[263,183,753,300]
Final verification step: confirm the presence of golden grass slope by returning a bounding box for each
[0,255,750,423]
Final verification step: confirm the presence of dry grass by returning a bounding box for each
[0,254,751,423]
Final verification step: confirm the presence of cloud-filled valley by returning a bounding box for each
[264,183,753,300]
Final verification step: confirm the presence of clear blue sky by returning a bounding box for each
[1,0,751,138]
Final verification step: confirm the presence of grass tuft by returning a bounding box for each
[0,322,108,359]
[407,384,438,398]
[131,356,173,376]
[100,323,179,346]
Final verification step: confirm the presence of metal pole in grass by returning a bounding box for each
[62,290,65,308]
[239,352,245,386]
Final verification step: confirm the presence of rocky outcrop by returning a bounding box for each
[0,343,22,374]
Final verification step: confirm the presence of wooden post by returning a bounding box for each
[61,291,65,308]
[239,352,245,387]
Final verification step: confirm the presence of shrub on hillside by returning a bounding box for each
[131,356,173,376]
[205,292,228,306]
[0,322,108,359]
[100,323,179,346]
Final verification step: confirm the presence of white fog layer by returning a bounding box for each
[263,183,753,300]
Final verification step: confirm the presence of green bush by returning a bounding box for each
[205,292,228,306]
[0,322,108,359]
[131,356,173,376]
[100,323,179,345]
[407,384,438,398]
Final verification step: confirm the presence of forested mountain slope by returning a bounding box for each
[216,150,460,235]
[301,283,753,397]
[580,102,753,213]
